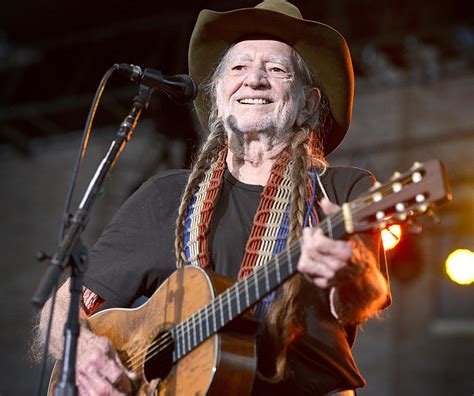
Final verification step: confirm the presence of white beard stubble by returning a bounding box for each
[223,91,302,150]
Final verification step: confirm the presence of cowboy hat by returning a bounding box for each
[188,0,354,156]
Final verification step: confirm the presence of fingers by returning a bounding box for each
[76,335,135,396]
[103,355,133,393]
[297,227,353,288]
[320,197,340,216]
[78,364,125,396]
[112,350,138,392]
[301,228,352,262]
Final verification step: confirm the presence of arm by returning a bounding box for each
[37,173,183,393]
[297,198,389,325]
[38,280,135,395]
[329,233,389,325]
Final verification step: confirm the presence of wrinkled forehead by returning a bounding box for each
[225,39,295,65]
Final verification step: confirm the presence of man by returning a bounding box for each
[39,1,390,395]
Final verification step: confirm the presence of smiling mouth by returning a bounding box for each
[238,98,272,105]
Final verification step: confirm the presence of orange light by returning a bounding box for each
[382,224,402,251]
[445,249,474,285]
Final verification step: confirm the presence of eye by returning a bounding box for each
[231,65,246,71]
[269,66,285,73]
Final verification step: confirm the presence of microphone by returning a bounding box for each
[115,63,197,104]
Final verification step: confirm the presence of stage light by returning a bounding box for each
[382,224,402,251]
[445,249,474,285]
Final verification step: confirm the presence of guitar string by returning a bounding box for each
[124,238,304,370]
[124,177,415,370]
[125,239,306,371]
[124,215,321,370]
[144,173,415,351]
[125,176,415,371]
[168,171,411,342]
[124,176,415,370]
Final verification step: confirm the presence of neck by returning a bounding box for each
[226,131,288,185]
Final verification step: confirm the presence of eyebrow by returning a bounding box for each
[229,54,293,68]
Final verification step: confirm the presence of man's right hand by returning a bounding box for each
[75,328,137,396]
[39,280,137,395]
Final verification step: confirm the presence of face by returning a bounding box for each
[215,40,307,142]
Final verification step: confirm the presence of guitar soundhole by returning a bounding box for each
[143,330,175,383]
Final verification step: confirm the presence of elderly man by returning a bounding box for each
[39,1,390,395]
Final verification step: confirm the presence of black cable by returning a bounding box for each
[58,64,119,243]
[35,65,119,396]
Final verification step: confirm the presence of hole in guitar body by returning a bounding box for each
[143,329,175,383]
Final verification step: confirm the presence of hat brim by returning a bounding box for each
[189,6,354,156]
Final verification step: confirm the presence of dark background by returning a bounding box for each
[1,0,472,154]
[0,1,473,395]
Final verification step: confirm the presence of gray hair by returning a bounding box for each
[201,44,330,134]
[178,45,330,378]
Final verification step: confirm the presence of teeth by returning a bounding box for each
[239,98,270,104]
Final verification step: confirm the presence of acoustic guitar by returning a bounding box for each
[49,160,452,395]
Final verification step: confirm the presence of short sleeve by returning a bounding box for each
[83,170,189,308]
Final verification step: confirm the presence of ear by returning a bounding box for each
[296,87,321,127]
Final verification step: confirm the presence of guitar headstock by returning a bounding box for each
[348,160,453,233]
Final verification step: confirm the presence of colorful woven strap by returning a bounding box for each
[238,150,292,279]
[183,148,227,268]
[182,148,319,279]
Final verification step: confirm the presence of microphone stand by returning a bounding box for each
[32,83,155,396]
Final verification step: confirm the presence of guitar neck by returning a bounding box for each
[171,159,452,362]
[171,211,348,362]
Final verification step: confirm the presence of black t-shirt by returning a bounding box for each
[83,166,386,395]
[210,170,262,279]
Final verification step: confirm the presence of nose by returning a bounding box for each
[244,66,270,89]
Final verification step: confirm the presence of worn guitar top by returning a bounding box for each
[83,166,389,395]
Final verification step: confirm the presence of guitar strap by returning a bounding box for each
[182,147,321,281]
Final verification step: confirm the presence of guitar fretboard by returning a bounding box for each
[170,212,346,363]
[167,159,450,363]
[171,242,300,362]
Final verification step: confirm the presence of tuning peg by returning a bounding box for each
[418,203,429,213]
[370,181,382,191]
[412,171,423,183]
[395,203,405,212]
[391,171,401,181]
[410,161,423,170]
[415,194,426,203]
[376,211,385,221]
[397,212,408,221]
[392,182,402,193]
[372,192,383,202]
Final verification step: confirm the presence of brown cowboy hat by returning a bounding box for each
[188,0,354,156]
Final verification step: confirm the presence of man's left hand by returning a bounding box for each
[297,198,355,288]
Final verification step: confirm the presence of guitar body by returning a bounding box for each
[49,266,257,395]
[48,159,452,395]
